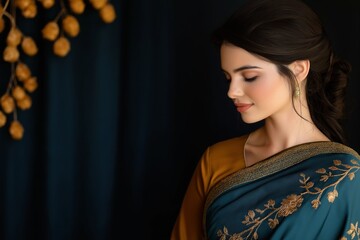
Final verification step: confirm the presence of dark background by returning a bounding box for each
[0,0,359,239]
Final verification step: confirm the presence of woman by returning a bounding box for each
[171,0,360,239]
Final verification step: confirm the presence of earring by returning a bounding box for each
[295,87,300,97]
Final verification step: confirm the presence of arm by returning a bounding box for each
[171,148,211,240]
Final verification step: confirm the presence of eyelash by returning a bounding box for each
[223,75,258,82]
[244,76,257,82]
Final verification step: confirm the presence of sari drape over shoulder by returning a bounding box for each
[204,142,360,240]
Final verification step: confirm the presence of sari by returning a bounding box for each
[204,141,360,240]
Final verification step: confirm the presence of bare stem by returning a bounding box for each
[0,0,10,18]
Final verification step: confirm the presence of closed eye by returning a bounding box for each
[244,76,257,82]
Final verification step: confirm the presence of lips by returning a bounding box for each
[235,103,253,113]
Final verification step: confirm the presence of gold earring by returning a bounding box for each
[295,87,300,97]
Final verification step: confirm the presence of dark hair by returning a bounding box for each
[213,0,351,144]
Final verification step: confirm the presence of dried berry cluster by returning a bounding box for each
[0,0,116,140]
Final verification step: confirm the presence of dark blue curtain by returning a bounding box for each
[0,1,359,240]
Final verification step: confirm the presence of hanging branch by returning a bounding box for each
[0,0,117,140]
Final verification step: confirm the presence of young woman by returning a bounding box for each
[171,0,360,239]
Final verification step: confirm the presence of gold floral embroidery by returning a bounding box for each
[217,159,360,240]
[302,159,360,209]
[341,221,360,240]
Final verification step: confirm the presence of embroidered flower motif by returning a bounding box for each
[311,199,320,209]
[278,194,303,217]
[268,218,279,229]
[327,190,338,203]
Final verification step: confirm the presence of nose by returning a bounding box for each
[227,80,244,99]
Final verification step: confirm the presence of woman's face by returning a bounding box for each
[220,43,293,123]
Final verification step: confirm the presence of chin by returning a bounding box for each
[240,115,264,124]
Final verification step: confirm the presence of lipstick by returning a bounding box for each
[235,103,253,113]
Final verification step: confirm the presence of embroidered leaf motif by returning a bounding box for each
[320,175,329,182]
[253,232,258,240]
[248,210,255,220]
[329,166,339,171]
[346,222,360,240]
[230,234,243,240]
[343,221,360,240]
[344,164,352,169]
[242,216,250,225]
[316,168,326,174]
[351,160,359,165]
[224,226,229,235]
[264,199,275,209]
[333,160,342,166]
[306,181,314,188]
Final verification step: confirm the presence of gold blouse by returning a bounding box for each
[171,135,248,239]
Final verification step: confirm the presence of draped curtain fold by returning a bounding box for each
[0,1,359,239]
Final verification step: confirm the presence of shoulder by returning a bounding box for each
[207,135,248,159]
[200,135,248,189]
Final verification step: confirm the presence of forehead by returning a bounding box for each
[220,43,271,70]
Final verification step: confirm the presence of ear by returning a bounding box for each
[288,60,310,83]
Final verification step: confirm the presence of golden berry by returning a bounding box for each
[42,21,60,41]
[99,3,116,23]
[41,0,55,9]
[15,0,32,10]
[17,95,32,110]
[3,45,20,62]
[0,111,6,128]
[16,62,32,81]
[1,94,15,114]
[7,28,23,46]
[62,15,80,37]
[12,86,27,101]
[53,37,71,57]
[69,0,85,14]
[22,2,37,18]
[24,77,38,92]
[90,0,107,10]
[9,120,24,140]
[21,36,38,56]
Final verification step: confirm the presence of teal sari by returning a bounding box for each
[204,142,360,240]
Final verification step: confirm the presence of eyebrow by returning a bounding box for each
[221,65,262,73]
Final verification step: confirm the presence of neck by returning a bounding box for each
[256,100,329,151]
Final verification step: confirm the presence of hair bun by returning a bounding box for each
[334,58,352,75]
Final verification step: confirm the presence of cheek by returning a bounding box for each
[247,76,289,102]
